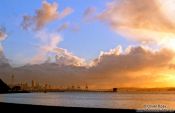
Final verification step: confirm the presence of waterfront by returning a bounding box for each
[0,92,175,110]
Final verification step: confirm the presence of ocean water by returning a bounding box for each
[0,92,175,110]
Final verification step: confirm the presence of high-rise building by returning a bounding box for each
[11,74,14,86]
[31,80,35,88]
[85,84,88,90]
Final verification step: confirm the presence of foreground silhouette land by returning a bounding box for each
[0,79,10,93]
[0,102,136,113]
[0,79,29,93]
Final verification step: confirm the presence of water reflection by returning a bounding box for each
[0,92,175,110]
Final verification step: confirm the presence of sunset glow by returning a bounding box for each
[0,0,175,89]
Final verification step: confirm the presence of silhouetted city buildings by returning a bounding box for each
[4,75,119,93]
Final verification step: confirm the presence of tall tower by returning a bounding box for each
[85,84,88,90]
[11,74,14,86]
[32,80,35,88]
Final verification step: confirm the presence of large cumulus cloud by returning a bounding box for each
[98,0,175,48]
[6,46,175,88]
[0,27,10,67]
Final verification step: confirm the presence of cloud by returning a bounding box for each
[83,7,96,21]
[0,50,10,67]
[0,27,7,41]
[2,0,175,88]
[89,46,175,88]
[0,27,7,51]
[30,30,85,66]
[57,22,80,32]
[21,0,81,66]
[21,16,33,30]
[0,27,10,67]
[21,1,80,66]
[21,1,73,30]
[53,48,86,66]
[30,30,62,64]
[3,46,174,88]
[0,27,7,49]
[57,23,69,32]
[98,0,175,48]
[59,7,73,19]
[92,46,173,72]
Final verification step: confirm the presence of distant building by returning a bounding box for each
[77,86,80,89]
[31,80,35,88]
[113,88,118,92]
[45,83,48,89]
[72,85,75,89]
[11,74,14,87]
[85,84,88,90]
[12,86,21,91]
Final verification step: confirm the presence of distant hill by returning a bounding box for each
[0,79,10,93]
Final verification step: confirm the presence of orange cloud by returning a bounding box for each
[0,27,8,54]
[4,46,174,89]
[98,0,175,49]
[21,1,73,30]
[85,46,174,87]
[0,27,7,41]
[0,27,10,67]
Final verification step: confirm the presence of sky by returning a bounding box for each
[1,0,175,88]
[0,0,132,66]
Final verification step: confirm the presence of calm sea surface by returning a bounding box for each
[0,92,175,110]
